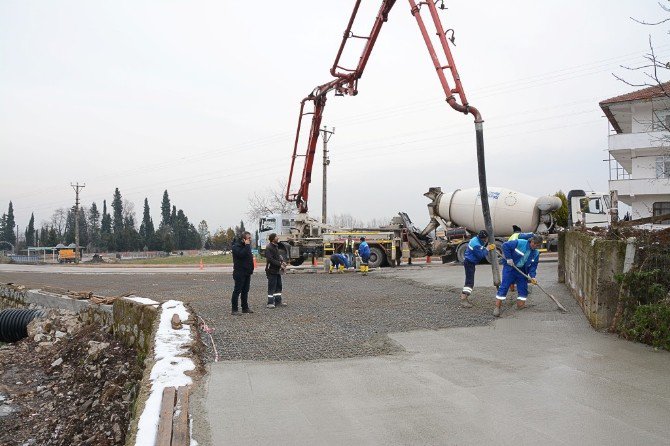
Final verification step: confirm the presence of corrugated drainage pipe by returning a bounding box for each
[0,309,46,343]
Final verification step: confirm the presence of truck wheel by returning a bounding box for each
[368,246,385,269]
[456,243,468,264]
[289,258,304,266]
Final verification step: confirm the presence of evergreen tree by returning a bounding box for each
[100,200,113,251]
[139,198,155,250]
[552,191,569,228]
[78,206,89,248]
[111,188,124,234]
[25,213,35,247]
[39,226,48,247]
[47,227,58,246]
[0,214,6,243]
[111,188,125,250]
[101,200,111,234]
[170,205,177,227]
[3,202,16,245]
[235,220,246,237]
[64,206,77,244]
[197,220,210,249]
[123,214,140,251]
[160,190,171,227]
[88,202,101,251]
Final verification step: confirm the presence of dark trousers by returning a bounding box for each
[462,259,476,294]
[266,273,283,303]
[231,272,251,311]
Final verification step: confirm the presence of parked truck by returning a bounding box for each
[258,187,611,268]
[258,213,403,268]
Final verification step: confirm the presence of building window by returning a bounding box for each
[656,156,670,179]
[653,202,670,224]
[652,108,670,131]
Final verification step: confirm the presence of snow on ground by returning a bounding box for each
[123,296,160,306]
[135,300,195,446]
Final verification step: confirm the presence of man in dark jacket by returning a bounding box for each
[265,233,287,309]
[231,231,254,315]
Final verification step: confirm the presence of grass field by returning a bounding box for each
[121,254,235,265]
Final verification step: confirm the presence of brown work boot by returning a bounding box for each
[516,301,527,310]
[459,296,473,308]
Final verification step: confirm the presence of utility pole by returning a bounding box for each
[71,182,86,263]
[320,126,335,224]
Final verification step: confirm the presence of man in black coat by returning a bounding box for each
[231,231,254,315]
[265,233,287,309]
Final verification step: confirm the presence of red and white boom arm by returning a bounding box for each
[285,0,499,283]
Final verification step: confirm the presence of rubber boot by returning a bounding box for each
[266,295,275,309]
[460,293,473,308]
[493,301,502,317]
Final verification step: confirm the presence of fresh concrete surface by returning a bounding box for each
[193,262,670,445]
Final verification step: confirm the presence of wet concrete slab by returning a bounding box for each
[193,262,670,445]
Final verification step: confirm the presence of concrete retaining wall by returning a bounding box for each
[558,231,627,330]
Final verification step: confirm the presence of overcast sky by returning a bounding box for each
[1,0,667,233]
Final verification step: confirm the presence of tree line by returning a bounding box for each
[0,190,252,254]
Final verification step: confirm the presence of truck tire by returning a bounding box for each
[289,257,305,266]
[368,246,385,269]
[456,243,468,264]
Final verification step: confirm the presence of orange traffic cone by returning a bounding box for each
[253,257,257,269]
[199,259,204,270]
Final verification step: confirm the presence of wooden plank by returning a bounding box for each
[171,386,190,446]
[155,386,176,446]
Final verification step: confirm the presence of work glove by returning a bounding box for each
[505,258,514,267]
[487,244,496,251]
[530,278,538,285]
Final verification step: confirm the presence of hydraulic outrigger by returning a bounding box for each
[285,0,500,285]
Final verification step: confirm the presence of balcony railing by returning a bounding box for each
[609,177,670,197]
[608,131,670,151]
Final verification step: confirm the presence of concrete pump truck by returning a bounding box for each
[266,0,500,283]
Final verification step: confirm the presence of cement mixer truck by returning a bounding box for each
[415,186,610,263]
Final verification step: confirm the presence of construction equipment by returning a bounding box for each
[511,263,567,313]
[284,0,499,284]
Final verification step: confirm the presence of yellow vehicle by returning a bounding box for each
[58,248,77,263]
[323,231,398,269]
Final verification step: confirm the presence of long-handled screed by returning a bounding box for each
[510,264,567,313]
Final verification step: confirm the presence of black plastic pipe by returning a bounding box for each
[0,308,46,343]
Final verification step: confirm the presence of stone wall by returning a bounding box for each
[0,283,158,359]
[558,231,628,330]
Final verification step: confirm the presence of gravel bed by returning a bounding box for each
[0,269,495,361]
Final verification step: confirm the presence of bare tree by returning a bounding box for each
[246,180,294,223]
[122,199,136,224]
[614,2,670,131]
[51,208,67,238]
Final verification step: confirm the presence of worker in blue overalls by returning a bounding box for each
[494,233,543,317]
[329,252,350,273]
[356,236,371,275]
[460,230,496,308]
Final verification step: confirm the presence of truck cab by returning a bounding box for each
[258,214,296,250]
[567,190,611,228]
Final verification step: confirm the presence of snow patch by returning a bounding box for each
[124,296,160,306]
[135,300,195,446]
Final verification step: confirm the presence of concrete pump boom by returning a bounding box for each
[285,0,500,285]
